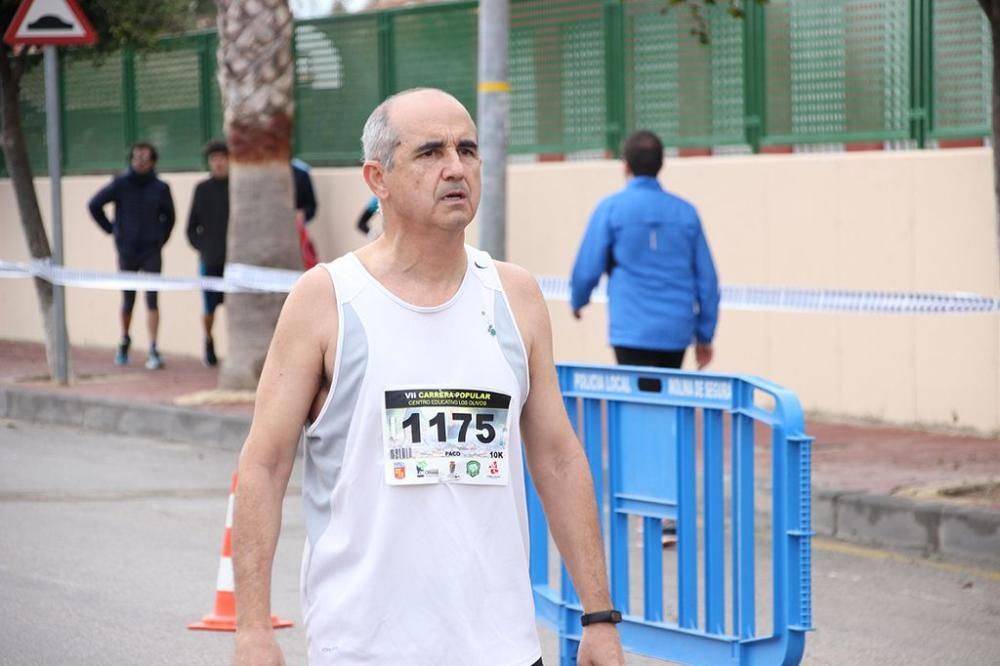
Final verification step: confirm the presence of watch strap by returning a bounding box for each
[580,609,622,626]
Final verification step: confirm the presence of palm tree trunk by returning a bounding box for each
[216,0,302,390]
[0,48,67,381]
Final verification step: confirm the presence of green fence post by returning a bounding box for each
[377,10,396,100]
[291,24,300,158]
[122,47,137,150]
[742,0,765,153]
[923,0,934,144]
[603,0,625,157]
[908,0,929,148]
[58,46,67,172]
[198,33,215,148]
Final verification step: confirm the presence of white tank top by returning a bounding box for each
[301,245,540,665]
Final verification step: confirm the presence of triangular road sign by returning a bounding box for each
[4,0,97,46]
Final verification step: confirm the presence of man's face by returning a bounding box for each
[378,91,481,233]
[130,147,155,175]
[208,152,229,179]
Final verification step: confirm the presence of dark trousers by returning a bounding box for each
[614,345,685,369]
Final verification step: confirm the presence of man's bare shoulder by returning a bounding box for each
[494,260,543,306]
[280,265,338,342]
[287,265,337,307]
[494,261,549,351]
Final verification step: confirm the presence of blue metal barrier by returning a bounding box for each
[527,364,814,666]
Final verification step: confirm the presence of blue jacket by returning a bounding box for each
[88,168,175,255]
[570,176,720,351]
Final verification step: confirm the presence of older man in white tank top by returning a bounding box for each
[231,88,625,666]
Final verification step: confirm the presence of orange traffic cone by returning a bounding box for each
[188,472,294,631]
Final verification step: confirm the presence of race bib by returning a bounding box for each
[383,387,511,486]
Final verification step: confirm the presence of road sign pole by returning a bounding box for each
[44,44,68,384]
[6,0,97,385]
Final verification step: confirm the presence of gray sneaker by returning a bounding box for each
[145,349,163,370]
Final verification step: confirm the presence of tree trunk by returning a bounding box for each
[0,49,66,380]
[216,0,301,390]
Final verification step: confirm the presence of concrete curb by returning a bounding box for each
[0,385,250,451]
[2,384,997,568]
[813,489,1000,568]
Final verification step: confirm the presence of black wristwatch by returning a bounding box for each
[580,609,622,627]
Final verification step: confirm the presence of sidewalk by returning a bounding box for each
[1,339,997,566]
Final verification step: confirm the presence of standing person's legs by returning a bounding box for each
[120,301,134,337]
[116,252,140,365]
[140,251,164,369]
[146,308,159,347]
[199,262,225,367]
[613,346,685,369]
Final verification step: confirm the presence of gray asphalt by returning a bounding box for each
[1,420,998,665]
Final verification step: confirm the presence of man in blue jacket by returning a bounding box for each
[88,142,175,370]
[571,130,720,370]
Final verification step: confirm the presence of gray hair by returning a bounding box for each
[360,87,435,170]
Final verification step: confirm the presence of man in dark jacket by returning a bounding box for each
[88,142,175,370]
[186,140,229,367]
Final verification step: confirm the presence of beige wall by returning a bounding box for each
[2,148,997,433]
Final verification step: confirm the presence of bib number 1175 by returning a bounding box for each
[401,411,495,444]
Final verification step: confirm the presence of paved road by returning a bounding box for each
[1,421,998,665]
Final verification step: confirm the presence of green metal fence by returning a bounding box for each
[4,0,992,176]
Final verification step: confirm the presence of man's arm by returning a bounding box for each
[186,183,204,251]
[498,263,624,666]
[692,214,720,369]
[87,179,116,234]
[232,267,337,665]
[570,200,613,319]
[160,183,176,244]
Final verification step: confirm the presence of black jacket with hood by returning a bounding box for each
[88,168,175,256]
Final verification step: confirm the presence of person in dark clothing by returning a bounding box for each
[186,140,230,367]
[292,158,318,223]
[292,158,320,268]
[88,142,175,370]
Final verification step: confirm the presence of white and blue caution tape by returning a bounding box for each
[0,259,299,294]
[533,275,999,314]
[2,259,998,314]
[718,285,999,314]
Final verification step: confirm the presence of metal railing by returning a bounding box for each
[528,364,813,665]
